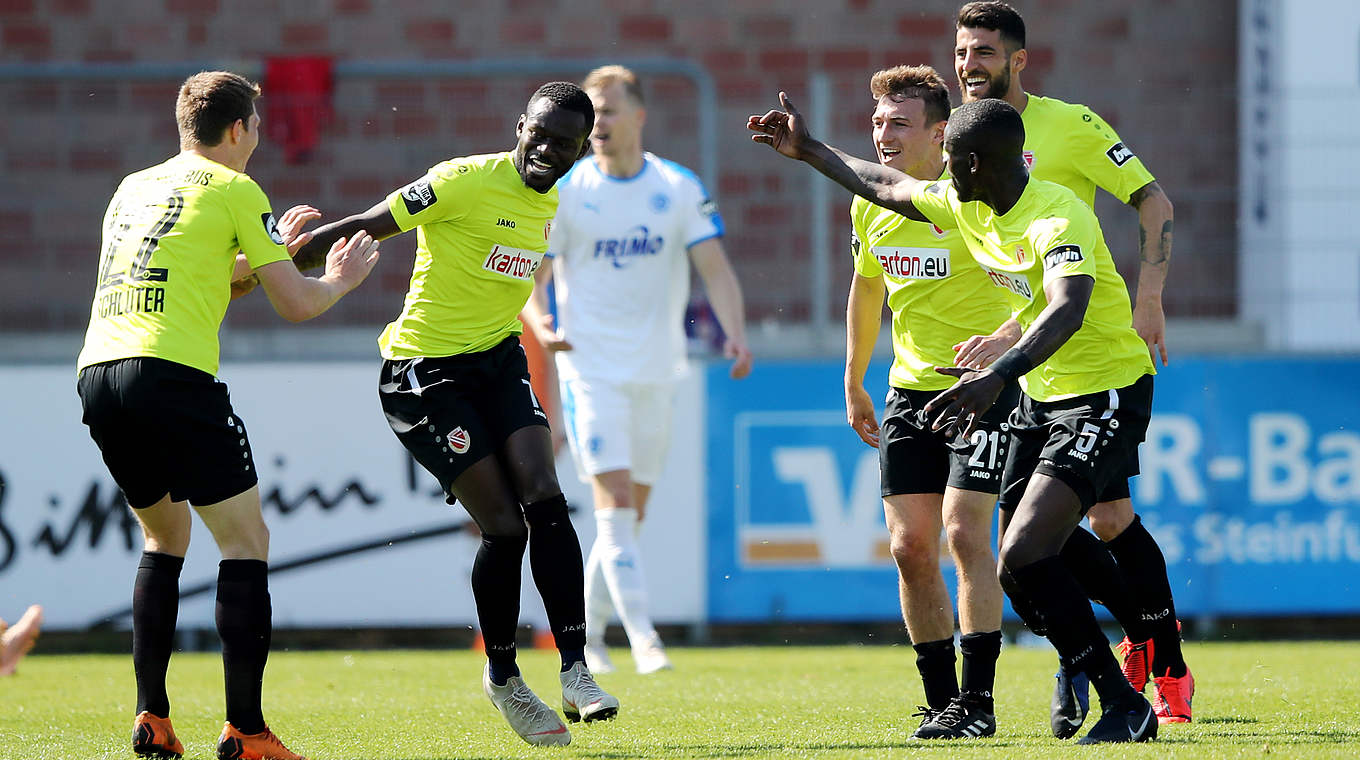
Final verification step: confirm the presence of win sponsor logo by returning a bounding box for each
[871,247,950,280]
[592,225,664,269]
[482,244,543,280]
[1043,244,1085,270]
[1106,142,1135,166]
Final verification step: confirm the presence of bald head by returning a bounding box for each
[944,98,1025,161]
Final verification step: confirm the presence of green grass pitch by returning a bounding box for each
[4,640,1358,759]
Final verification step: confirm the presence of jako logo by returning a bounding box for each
[496,218,516,228]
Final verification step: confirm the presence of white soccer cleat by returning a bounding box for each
[560,661,620,723]
[482,665,571,746]
[633,632,673,674]
[584,643,616,674]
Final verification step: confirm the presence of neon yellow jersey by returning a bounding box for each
[378,152,557,359]
[910,177,1154,401]
[77,153,291,376]
[1019,94,1155,206]
[850,192,1010,390]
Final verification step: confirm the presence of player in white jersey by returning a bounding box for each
[525,65,752,674]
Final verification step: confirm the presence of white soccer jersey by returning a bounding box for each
[547,153,724,383]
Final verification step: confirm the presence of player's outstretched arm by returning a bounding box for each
[689,238,752,379]
[845,272,885,447]
[522,263,572,351]
[290,200,401,272]
[925,276,1093,437]
[747,91,930,222]
[255,232,381,322]
[1128,181,1174,366]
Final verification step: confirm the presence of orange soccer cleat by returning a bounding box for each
[132,711,185,759]
[216,722,308,760]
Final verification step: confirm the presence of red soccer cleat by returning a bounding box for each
[1117,635,1153,693]
[1152,666,1194,724]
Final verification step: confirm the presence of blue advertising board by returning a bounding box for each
[705,357,1360,622]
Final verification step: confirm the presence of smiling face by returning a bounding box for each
[871,94,945,178]
[513,97,590,192]
[955,25,1024,103]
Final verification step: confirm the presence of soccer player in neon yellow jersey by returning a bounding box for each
[291,82,617,747]
[77,70,381,760]
[749,93,1160,745]
[952,1,1191,732]
[842,65,1013,740]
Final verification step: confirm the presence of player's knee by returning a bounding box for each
[217,521,269,560]
[944,520,993,565]
[889,530,938,581]
[1087,505,1133,541]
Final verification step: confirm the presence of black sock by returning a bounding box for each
[216,559,270,735]
[1104,515,1185,676]
[1061,528,1154,643]
[133,551,184,718]
[959,630,1001,712]
[998,565,1047,637]
[472,533,527,685]
[912,638,958,712]
[1010,556,1134,705]
[522,495,587,666]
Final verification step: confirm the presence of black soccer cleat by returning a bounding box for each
[908,706,939,739]
[1075,693,1158,744]
[910,694,996,740]
[1051,665,1090,738]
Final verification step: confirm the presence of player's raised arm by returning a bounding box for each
[290,199,401,271]
[255,231,381,322]
[747,91,930,221]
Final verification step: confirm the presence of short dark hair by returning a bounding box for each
[957,1,1026,52]
[583,65,645,106]
[175,70,260,147]
[529,81,595,137]
[946,98,1025,159]
[869,65,951,126]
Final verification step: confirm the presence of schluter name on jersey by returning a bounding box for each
[482,244,543,280]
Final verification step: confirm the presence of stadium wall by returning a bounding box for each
[0,0,1238,334]
[4,356,1357,632]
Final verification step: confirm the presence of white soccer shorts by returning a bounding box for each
[560,376,675,485]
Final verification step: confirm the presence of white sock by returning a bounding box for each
[592,507,657,647]
[583,534,613,649]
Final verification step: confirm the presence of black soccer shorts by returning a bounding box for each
[998,373,1153,513]
[77,357,258,509]
[878,382,1020,497]
[379,336,549,503]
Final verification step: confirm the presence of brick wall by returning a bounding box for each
[0,0,1237,333]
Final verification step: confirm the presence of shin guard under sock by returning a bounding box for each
[133,551,184,718]
[216,559,271,734]
[473,533,527,685]
[912,638,959,712]
[1104,515,1185,676]
[523,495,587,666]
[959,630,1002,712]
[1061,527,1154,643]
